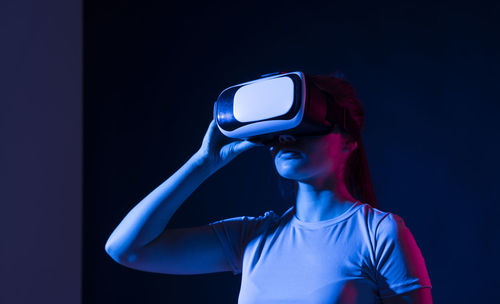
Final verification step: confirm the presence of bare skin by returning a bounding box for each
[269,127,359,222]
[104,118,432,303]
[269,129,433,303]
[104,119,260,272]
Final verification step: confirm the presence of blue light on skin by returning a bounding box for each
[269,127,359,223]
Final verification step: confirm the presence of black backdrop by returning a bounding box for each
[84,1,500,303]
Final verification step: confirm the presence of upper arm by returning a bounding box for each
[382,287,433,304]
[112,211,276,275]
[374,213,432,297]
[117,225,233,275]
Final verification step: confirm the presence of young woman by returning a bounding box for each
[105,74,432,303]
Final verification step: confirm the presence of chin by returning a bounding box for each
[274,156,319,180]
[276,160,333,182]
[276,166,313,181]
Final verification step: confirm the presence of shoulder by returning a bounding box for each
[208,209,282,232]
[354,203,407,240]
[210,209,279,223]
[357,205,424,266]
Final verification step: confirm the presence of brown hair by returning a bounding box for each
[278,72,378,208]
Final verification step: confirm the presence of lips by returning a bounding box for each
[277,149,303,159]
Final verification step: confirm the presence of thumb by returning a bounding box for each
[231,140,261,155]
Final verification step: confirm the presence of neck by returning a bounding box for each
[294,168,357,222]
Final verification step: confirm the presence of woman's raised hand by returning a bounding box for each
[195,119,262,171]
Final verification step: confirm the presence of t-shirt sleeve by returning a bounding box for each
[373,213,432,298]
[208,211,277,275]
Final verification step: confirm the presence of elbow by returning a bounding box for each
[104,240,121,263]
[104,230,126,264]
[105,240,139,267]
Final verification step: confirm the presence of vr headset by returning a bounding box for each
[213,71,349,144]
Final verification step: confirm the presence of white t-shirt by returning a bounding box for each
[208,201,431,304]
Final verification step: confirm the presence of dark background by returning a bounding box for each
[85,0,500,303]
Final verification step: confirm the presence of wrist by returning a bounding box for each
[190,150,220,174]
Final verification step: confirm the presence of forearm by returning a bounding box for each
[104,151,215,261]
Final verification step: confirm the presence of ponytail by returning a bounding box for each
[344,138,378,208]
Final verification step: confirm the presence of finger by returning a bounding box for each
[247,138,267,147]
[202,119,215,141]
[206,119,216,135]
[231,140,261,154]
[209,119,230,141]
[207,119,229,146]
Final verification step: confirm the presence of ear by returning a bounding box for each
[342,138,358,153]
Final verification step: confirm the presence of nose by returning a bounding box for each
[278,134,297,143]
[269,134,298,154]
